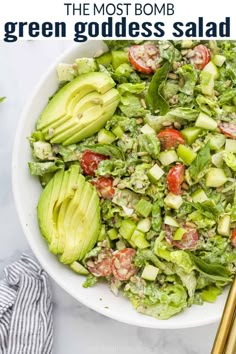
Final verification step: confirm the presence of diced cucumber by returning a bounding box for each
[164,215,179,227]
[211,152,224,168]
[225,139,236,153]
[131,230,150,249]
[116,240,126,250]
[181,127,202,145]
[98,225,106,241]
[200,71,214,96]
[119,219,136,240]
[137,218,151,233]
[70,261,89,275]
[112,126,124,139]
[135,199,153,217]
[111,50,129,69]
[158,150,178,166]
[107,228,119,240]
[177,144,197,165]
[203,61,219,80]
[222,105,236,113]
[209,134,226,150]
[164,193,183,209]
[141,264,159,281]
[191,189,208,203]
[173,228,186,240]
[181,40,193,48]
[148,164,165,183]
[57,63,77,82]
[217,215,231,236]
[98,129,116,144]
[205,168,227,187]
[76,58,97,75]
[212,54,226,67]
[140,124,156,135]
[195,112,217,131]
[96,52,112,66]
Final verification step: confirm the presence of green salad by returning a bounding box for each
[28,40,236,320]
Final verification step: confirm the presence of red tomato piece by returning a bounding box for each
[128,44,161,74]
[189,44,211,70]
[111,248,138,281]
[92,177,115,199]
[231,229,236,248]
[157,128,185,150]
[167,164,185,195]
[80,150,109,176]
[87,249,113,277]
[165,225,199,250]
[219,122,236,139]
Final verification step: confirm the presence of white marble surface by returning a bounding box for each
[0,41,219,354]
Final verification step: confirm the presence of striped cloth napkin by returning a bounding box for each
[0,254,53,354]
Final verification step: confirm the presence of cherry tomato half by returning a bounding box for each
[92,177,115,199]
[231,229,236,248]
[167,164,185,195]
[128,44,161,74]
[87,249,113,277]
[165,225,199,250]
[219,122,236,139]
[189,44,211,70]
[111,248,138,281]
[81,150,109,176]
[157,128,185,150]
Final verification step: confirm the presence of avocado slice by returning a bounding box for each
[37,169,64,243]
[37,72,120,145]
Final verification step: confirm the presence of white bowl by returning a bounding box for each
[12,41,225,329]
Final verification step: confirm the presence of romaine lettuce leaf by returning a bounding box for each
[177,64,198,96]
[82,144,125,160]
[224,152,236,171]
[119,93,146,117]
[138,133,160,159]
[28,161,64,176]
[117,83,145,95]
[188,142,211,181]
[96,159,127,177]
[159,41,182,63]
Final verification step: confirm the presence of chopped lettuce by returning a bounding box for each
[138,133,160,159]
[96,159,127,177]
[224,152,236,171]
[177,64,198,96]
[119,93,145,118]
[28,161,64,176]
[188,142,211,181]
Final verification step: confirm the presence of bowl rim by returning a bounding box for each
[12,41,223,329]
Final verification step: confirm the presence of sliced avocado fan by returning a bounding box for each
[36,72,120,145]
[37,165,101,264]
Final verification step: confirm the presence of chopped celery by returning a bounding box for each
[181,127,202,145]
[217,215,231,236]
[177,144,197,165]
[98,129,116,144]
[141,264,159,281]
[131,230,150,249]
[119,219,136,240]
[164,215,179,227]
[200,71,214,96]
[111,50,129,69]
[135,199,153,217]
[191,189,208,203]
[107,228,119,240]
[112,126,124,139]
[195,112,217,131]
[212,55,226,67]
[137,218,151,233]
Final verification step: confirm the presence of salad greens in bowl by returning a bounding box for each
[13,40,236,328]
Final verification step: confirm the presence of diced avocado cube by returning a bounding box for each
[209,134,226,150]
[119,219,136,240]
[140,124,156,135]
[112,126,124,138]
[76,58,97,75]
[135,199,153,217]
[164,193,183,209]
[212,55,226,67]
[137,218,151,233]
[205,168,227,187]
[177,144,197,165]
[181,127,202,145]
[98,129,116,144]
[173,228,186,240]
[131,230,150,249]
[158,150,178,166]
[70,261,89,275]
[217,215,231,236]
[141,264,159,281]
[107,228,119,240]
[148,164,165,183]
[195,112,217,131]
[203,61,219,80]
[225,139,236,153]
[191,189,208,203]
[164,215,179,227]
